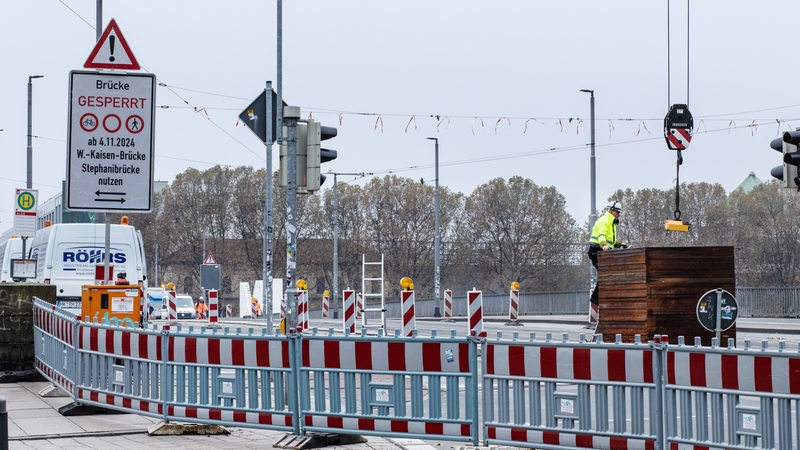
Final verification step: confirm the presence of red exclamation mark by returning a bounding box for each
[108,35,116,62]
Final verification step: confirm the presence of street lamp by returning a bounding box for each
[427,137,442,318]
[579,89,596,224]
[27,75,44,189]
[580,89,597,309]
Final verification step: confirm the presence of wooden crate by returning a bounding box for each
[595,246,736,346]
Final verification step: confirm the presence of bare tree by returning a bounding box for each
[731,181,800,285]
[461,177,581,293]
[362,176,437,298]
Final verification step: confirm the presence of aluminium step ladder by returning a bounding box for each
[361,253,386,333]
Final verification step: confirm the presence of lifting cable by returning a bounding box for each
[665,0,693,226]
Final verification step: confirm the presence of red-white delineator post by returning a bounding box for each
[322,293,330,318]
[296,290,309,332]
[468,289,486,337]
[443,289,453,319]
[401,290,416,337]
[208,289,219,324]
[167,289,177,321]
[508,289,519,322]
[225,304,232,318]
[356,292,364,318]
[343,289,356,334]
[303,290,310,330]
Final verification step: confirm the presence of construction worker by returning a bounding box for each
[252,297,262,318]
[587,201,626,322]
[196,298,208,319]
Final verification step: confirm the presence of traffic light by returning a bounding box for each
[771,130,800,189]
[279,123,308,187]
[304,119,338,193]
[783,131,800,190]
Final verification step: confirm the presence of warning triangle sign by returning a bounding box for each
[84,18,140,70]
[204,253,217,265]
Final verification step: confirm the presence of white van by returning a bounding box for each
[28,218,147,313]
[157,293,195,320]
[0,236,24,282]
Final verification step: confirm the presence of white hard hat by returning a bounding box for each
[609,201,622,212]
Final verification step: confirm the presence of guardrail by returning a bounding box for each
[358,287,800,319]
[33,297,800,449]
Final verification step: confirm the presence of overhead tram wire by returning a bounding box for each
[57,0,800,160]
[362,119,788,179]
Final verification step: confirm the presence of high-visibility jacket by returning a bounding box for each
[589,211,618,248]
[196,302,208,319]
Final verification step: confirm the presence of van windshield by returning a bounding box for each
[176,297,194,308]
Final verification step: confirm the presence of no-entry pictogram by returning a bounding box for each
[102,114,121,133]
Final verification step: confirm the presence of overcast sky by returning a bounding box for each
[1,1,798,233]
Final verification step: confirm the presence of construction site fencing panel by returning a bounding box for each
[665,336,800,450]
[482,331,661,450]
[300,329,480,444]
[32,300,78,395]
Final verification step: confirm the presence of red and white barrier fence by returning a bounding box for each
[38,295,800,450]
[401,290,416,337]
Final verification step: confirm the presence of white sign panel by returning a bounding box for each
[13,188,37,237]
[67,70,155,212]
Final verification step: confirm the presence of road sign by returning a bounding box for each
[239,88,284,144]
[13,188,37,237]
[66,70,155,212]
[696,288,738,332]
[204,253,217,265]
[200,264,221,291]
[84,19,140,70]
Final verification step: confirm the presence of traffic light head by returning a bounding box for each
[782,131,800,189]
[304,120,338,193]
[279,122,308,188]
